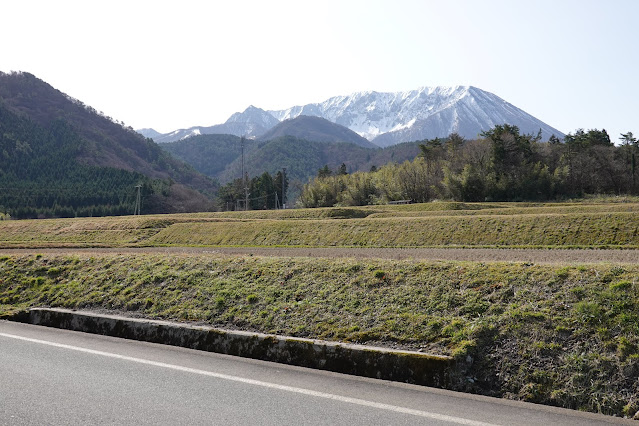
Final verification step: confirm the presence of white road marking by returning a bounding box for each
[1,332,498,426]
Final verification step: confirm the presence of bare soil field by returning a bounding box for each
[2,246,639,264]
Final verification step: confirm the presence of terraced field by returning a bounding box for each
[1,200,639,249]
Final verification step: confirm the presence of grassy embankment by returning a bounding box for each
[1,200,639,248]
[1,252,638,417]
[2,200,639,417]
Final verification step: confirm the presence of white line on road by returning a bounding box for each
[1,332,499,426]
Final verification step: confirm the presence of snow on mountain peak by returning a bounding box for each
[268,86,562,146]
[268,86,475,141]
[151,85,563,146]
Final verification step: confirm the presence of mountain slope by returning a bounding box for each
[0,71,217,216]
[218,136,420,197]
[259,115,377,148]
[161,134,246,178]
[269,86,564,146]
[163,132,420,187]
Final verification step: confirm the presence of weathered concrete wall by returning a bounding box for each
[6,308,453,387]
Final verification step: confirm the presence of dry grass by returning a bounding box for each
[2,201,639,249]
[145,212,639,248]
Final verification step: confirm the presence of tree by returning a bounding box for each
[548,134,562,145]
[620,132,638,189]
[480,124,539,199]
[620,132,637,147]
[445,133,465,155]
[562,129,619,195]
[418,137,444,163]
[565,128,612,148]
[317,165,332,179]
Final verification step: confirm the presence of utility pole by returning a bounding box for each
[134,184,142,215]
[282,167,287,209]
[240,136,245,183]
[241,135,249,211]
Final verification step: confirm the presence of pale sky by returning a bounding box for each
[2,0,637,141]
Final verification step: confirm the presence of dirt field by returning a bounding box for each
[2,246,639,264]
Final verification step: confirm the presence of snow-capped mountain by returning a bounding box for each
[138,125,206,143]
[143,106,278,143]
[137,128,164,140]
[269,86,564,147]
[212,105,280,138]
[141,86,563,146]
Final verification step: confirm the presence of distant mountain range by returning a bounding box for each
[140,106,280,143]
[141,86,564,146]
[158,113,421,191]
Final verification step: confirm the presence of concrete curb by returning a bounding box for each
[5,308,453,387]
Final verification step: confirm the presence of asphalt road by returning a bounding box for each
[0,321,632,425]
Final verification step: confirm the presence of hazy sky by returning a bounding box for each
[3,0,637,141]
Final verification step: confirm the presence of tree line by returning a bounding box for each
[300,126,638,207]
[218,170,289,211]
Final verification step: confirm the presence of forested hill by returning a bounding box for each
[161,134,421,187]
[259,116,377,148]
[161,134,245,179]
[0,72,217,218]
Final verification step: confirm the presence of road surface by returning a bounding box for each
[0,321,631,425]
[2,246,639,264]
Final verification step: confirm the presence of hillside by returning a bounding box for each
[259,115,377,148]
[0,71,217,217]
[160,134,246,178]
[163,134,420,186]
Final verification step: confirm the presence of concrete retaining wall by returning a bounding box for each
[6,308,453,387]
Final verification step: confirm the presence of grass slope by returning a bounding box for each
[1,201,639,248]
[1,253,638,417]
[147,212,639,248]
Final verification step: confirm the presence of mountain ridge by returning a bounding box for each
[142,85,564,146]
[259,115,378,148]
[148,106,278,143]
[268,86,564,146]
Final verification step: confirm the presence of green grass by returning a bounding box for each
[1,200,639,248]
[1,252,639,416]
